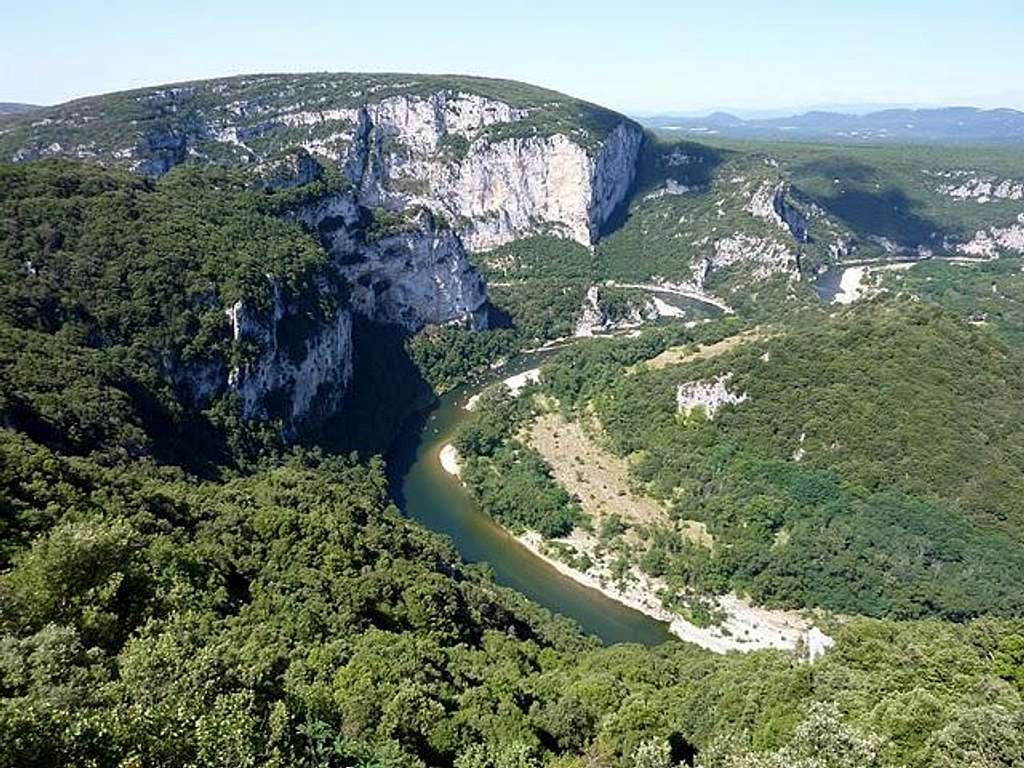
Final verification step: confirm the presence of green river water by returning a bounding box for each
[387,353,675,646]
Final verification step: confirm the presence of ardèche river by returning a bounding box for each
[386,351,676,645]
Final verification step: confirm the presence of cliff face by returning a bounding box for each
[0,74,644,434]
[295,191,488,330]
[1,75,643,250]
[226,289,354,430]
[347,101,641,249]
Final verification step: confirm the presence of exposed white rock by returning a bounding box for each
[713,233,799,279]
[939,176,1024,202]
[833,266,868,304]
[574,285,659,337]
[504,368,542,397]
[651,296,687,318]
[746,180,787,227]
[344,225,487,330]
[665,147,702,166]
[806,626,836,661]
[793,431,807,462]
[225,287,353,430]
[676,373,747,418]
[10,81,642,252]
[432,121,642,249]
[955,213,1024,258]
[261,92,641,250]
[643,179,693,200]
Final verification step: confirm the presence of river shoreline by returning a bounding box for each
[437,440,832,658]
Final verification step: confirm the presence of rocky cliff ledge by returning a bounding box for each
[1,74,643,250]
[0,74,643,434]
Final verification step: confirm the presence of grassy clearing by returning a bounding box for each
[638,327,766,371]
[526,402,712,548]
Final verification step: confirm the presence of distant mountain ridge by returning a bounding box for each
[0,102,39,116]
[639,106,1024,144]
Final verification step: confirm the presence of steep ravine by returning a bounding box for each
[3,75,645,434]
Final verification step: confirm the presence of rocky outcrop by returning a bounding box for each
[746,181,809,242]
[225,285,354,432]
[574,285,658,337]
[936,175,1024,203]
[713,233,799,279]
[676,374,747,418]
[955,213,1024,258]
[347,99,642,249]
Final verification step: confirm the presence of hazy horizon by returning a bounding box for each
[7,83,1022,121]
[4,1,1023,113]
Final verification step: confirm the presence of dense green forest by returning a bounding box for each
[0,160,358,468]
[458,301,1024,622]
[3,428,1023,767]
[3,138,1024,767]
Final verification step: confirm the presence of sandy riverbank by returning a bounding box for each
[833,262,920,304]
[516,529,829,656]
[438,436,831,657]
[465,368,541,411]
[438,443,462,476]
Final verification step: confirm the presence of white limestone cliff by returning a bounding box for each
[225,286,354,432]
[344,96,642,249]
[295,193,488,330]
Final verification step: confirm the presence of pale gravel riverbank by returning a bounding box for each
[438,436,832,657]
[438,443,462,476]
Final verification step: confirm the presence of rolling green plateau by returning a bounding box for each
[2,73,1024,767]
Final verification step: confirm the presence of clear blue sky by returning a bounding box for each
[3,0,1022,114]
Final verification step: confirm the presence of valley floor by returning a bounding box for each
[439,389,833,657]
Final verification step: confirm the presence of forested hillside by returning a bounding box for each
[0,160,358,468]
[530,302,1024,619]
[2,71,1024,767]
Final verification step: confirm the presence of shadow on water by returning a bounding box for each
[308,317,436,455]
[385,353,675,646]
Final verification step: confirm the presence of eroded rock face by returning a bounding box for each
[746,181,809,243]
[4,77,643,250]
[295,193,488,330]
[225,285,354,433]
[335,98,642,249]
[439,122,642,249]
